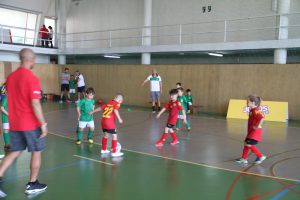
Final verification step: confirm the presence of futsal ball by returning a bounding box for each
[116,142,121,153]
[98,99,103,104]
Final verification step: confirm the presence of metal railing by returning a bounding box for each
[1,12,300,50]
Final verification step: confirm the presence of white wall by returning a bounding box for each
[64,0,300,48]
[0,0,55,17]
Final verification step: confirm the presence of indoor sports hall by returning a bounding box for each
[0,0,300,200]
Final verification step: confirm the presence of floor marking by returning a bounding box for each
[48,131,299,182]
[73,155,115,166]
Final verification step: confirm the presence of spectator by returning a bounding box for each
[75,70,85,103]
[48,26,53,48]
[60,68,71,103]
[39,25,49,47]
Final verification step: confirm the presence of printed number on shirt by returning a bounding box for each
[103,107,113,118]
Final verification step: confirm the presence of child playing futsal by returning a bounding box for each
[0,86,10,151]
[90,94,124,157]
[235,95,266,165]
[76,87,95,145]
[176,87,191,131]
[156,89,186,146]
[69,75,76,102]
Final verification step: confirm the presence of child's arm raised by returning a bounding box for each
[114,110,123,124]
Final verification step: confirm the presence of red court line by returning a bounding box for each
[247,182,299,200]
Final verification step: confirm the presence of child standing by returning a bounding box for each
[176,87,191,131]
[0,86,10,151]
[76,87,95,145]
[69,75,76,102]
[90,94,124,157]
[156,89,186,146]
[235,95,266,165]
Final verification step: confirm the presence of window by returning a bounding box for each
[0,7,37,45]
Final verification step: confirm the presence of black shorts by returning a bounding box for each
[61,84,70,92]
[166,123,175,128]
[77,86,85,93]
[245,138,258,145]
[10,128,46,152]
[102,129,117,134]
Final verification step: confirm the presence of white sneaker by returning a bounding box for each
[254,155,266,165]
[235,158,248,164]
[101,149,110,154]
[111,152,124,157]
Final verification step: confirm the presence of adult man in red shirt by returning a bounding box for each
[39,25,49,47]
[0,48,48,197]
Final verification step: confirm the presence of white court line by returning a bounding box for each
[48,131,299,182]
[73,155,114,166]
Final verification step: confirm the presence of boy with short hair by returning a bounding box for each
[90,94,124,157]
[156,89,186,146]
[76,87,95,145]
[176,87,191,131]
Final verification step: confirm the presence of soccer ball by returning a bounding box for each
[116,142,122,153]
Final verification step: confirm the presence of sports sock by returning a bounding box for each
[242,146,250,159]
[87,130,93,139]
[156,133,168,144]
[176,119,180,128]
[102,137,108,150]
[112,140,117,153]
[170,133,178,141]
[3,132,9,145]
[250,145,262,158]
[77,131,83,141]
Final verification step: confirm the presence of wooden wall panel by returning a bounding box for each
[65,64,300,120]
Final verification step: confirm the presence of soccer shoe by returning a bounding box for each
[25,180,47,195]
[152,111,156,114]
[253,155,266,165]
[155,141,164,147]
[170,140,180,145]
[59,100,63,104]
[88,139,94,144]
[187,127,191,131]
[76,140,81,145]
[0,178,7,198]
[101,149,110,154]
[111,152,124,157]
[235,158,248,164]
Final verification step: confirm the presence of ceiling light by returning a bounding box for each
[104,55,120,59]
[208,52,223,57]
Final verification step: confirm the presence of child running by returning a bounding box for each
[76,87,95,145]
[235,95,266,165]
[176,87,191,131]
[156,89,186,146]
[90,94,124,157]
[0,85,10,151]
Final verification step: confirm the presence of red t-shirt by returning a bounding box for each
[6,67,41,131]
[246,107,264,142]
[39,27,49,38]
[164,100,183,125]
[101,100,120,130]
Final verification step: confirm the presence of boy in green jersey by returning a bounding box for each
[176,87,191,131]
[1,86,10,151]
[69,75,76,102]
[76,87,95,145]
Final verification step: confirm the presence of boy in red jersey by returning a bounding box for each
[155,89,186,146]
[90,94,124,157]
[235,95,266,165]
